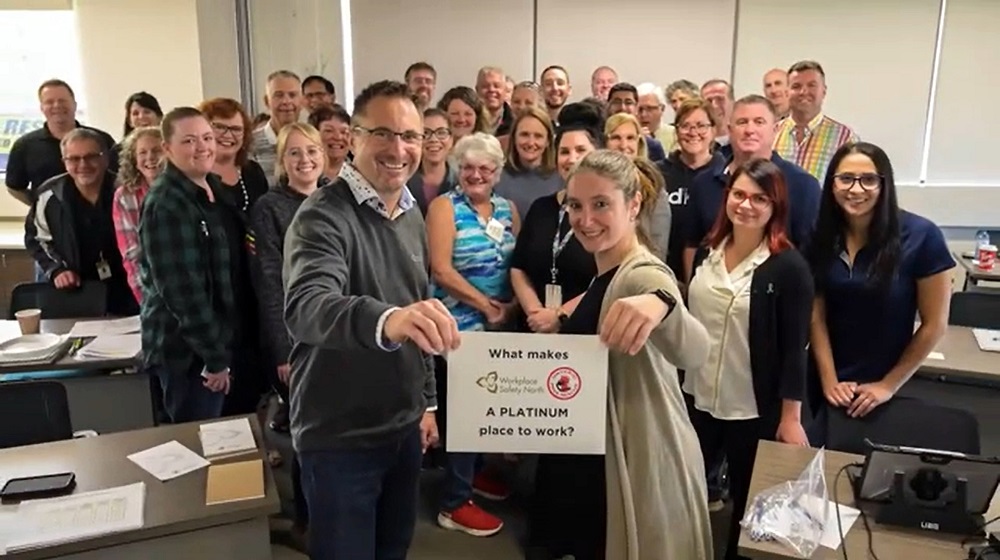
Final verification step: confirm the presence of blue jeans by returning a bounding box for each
[441,452,481,511]
[148,363,225,423]
[299,425,422,560]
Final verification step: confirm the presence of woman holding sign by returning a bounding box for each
[686,158,813,560]
[557,149,713,559]
[427,132,520,537]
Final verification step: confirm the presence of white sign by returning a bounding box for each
[446,331,608,454]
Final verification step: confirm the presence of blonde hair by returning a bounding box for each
[604,113,648,160]
[505,106,555,174]
[115,126,163,191]
[275,122,326,180]
[567,149,663,252]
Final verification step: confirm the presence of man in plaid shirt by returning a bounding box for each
[139,107,235,423]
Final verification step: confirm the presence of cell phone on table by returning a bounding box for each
[0,472,76,502]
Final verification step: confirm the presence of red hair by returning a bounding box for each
[197,97,253,166]
[704,158,793,254]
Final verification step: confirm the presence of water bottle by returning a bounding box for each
[976,230,990,260]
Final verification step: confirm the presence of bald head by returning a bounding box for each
[591,66,618,100]
[762,68,790,117]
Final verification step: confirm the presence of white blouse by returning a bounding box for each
[684,241,771,420]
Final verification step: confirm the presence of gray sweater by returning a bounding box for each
[283,180,435,452]
[493,168,562,222]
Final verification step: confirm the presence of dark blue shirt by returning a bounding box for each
[819,211,954,383]
[684,152,821,249]
[646,137,666,162]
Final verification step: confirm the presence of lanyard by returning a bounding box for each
[550,206,574,284]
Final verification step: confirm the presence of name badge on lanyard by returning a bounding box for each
[546,207,573,310]
[485,218,505,243]
[96,252,112,280]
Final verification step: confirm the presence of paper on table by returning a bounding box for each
[75,334,142,360]
[199,417,257,458]
[127,440,210,481]
[819,500,861,550]
[4,482,145,553]
[67,316,141,338]
[927,351,945,360]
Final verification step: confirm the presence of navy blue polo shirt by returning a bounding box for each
[820,211,954,383]
[684,152,821,249]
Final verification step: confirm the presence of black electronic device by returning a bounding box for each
[0,472,76,502]
[856,440,1000,536]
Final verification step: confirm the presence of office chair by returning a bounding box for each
[824,396,980,456]
[0,381,74,450]
[949,291,1000,330]
[8,281,107,320]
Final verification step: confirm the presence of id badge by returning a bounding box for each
[96,258,112,280]
[544,284,563,310]
[485,218,504,243]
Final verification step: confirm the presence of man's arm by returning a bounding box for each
[283,198,396,350]
[5,137,33,206]
[142,201,230,372]
[24,192,68,279]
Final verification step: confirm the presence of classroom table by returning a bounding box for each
[919,325,1000,386]
[0,415,280,560]
[0,319,152,434]
[738,441,998,559]
[954,250,1000,288]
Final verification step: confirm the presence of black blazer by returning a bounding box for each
[692,247,814,429]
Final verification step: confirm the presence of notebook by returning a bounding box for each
[205,459,265,506]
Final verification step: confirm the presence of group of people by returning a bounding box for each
[2,56,956,560]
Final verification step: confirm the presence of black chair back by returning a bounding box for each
[824,396,980,456]
[8,281,107,320]
[0,381,73,450]
[949,291,1000,330]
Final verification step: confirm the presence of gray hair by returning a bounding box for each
[451,132,505,170]
[665,79,700,100]
[477,66,506,84]
[636,82,666,106]
[60,127,105,154]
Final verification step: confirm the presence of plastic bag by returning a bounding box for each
[740,447,829,558]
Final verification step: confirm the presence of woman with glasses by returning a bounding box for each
[308,104,352,182]
[438,86,489,144]
[411,108,459,215]
[686,158,812,560]
[427,133,519,539]
[494,107,561,222]
[198,98,269,417]
[658,98,724,279]
[807,142,953,441]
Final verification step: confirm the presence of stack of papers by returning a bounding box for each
[199,418,258,459]
[67,316,141,338]
[75,334,142,360]
[972,329,1000,352]
[0,482,145,554]
[127,440,210,481]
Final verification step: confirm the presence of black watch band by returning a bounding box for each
[651,289,677,318]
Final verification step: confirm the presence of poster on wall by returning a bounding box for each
[446,331,608,455]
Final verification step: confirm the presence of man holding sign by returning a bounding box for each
[283,80,460,560]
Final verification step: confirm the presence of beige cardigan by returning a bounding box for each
[600,246,714,560]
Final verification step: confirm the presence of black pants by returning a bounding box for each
[688,407,772,560]
[529,453,607,560]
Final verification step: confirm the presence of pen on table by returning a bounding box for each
[68,338,83,356]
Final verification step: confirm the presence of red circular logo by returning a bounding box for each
[547,367,582,400]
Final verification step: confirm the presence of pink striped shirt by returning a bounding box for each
[112,182,150,304]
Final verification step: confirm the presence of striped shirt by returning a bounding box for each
[249,122,279,186]
[112,181,150,304]
[433,189,516,331]
[773,113,858,181]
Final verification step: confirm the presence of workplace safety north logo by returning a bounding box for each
[476,371,499,393]
[546,367,581,401]
[475,371,545,396]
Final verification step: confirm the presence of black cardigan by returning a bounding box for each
[691,247,814,428]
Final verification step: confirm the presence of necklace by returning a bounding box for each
[236,171,248,212]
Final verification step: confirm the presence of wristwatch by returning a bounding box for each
[651,289,677,318]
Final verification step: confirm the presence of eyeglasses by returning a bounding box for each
[63,153,104,166]
[460,164,497,177]
[833,173,882,191]
[423,127,452,141]
[353,126,424,145]
[211,122,244,136]
[678,123,712,134]
[729,188,772,208]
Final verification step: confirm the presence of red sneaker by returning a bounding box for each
[437,501,504,537]
[472,471,510,501]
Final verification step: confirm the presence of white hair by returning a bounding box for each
[636,82,666,106]
[451,132,505,170]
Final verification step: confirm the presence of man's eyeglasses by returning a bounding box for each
[63,153,104,166]
[354,126,424,145]
[833,173,882,191]
[211,122,244,137]
[424,127,452,141]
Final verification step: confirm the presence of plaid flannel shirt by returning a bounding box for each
[112,182,149,304]
[138,162,235,374]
